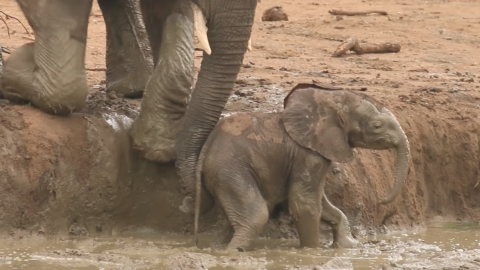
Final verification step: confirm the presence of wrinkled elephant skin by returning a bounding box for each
[0,0,152,112]
[1,0,94,115]
[98,0,154,98]
[191,84,410,251]
[0,0,258,184]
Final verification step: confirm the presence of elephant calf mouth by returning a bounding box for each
[374,137,394,149]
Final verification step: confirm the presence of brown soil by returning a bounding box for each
[1,0,480,245]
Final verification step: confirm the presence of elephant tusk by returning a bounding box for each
[247,38,252,52]
[192,3,212,55]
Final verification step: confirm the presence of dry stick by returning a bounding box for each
[0,11,31,36]
[86,67,107,71]
[0,15,9,37]
[332,36,401,57]
[22,36,35,41]
[1,47,11,54]
[311,80,368,91]
[474,178,480,189]
[328,9,388,16]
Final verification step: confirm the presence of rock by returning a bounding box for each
[253,92,267,102]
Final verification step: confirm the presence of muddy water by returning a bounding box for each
[0,223,479,270]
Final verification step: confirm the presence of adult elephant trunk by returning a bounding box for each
[176,0,257,194]
[380,108,410,205]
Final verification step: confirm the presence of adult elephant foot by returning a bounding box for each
[98,0,153,98]
[0,0,93,115]
[130,0,211,162]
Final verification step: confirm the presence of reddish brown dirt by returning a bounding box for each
[1,0,480,240]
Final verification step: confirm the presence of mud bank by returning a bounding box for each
[1,87,480,240]
[0,94,189,237]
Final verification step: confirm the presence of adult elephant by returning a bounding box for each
[0,0,257,194]
[1,0,154,103]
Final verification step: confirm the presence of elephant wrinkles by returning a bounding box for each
[204,113,302,211]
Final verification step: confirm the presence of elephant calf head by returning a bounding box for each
[283,84,410,205]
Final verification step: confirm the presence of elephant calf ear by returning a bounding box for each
[282,88,354,163]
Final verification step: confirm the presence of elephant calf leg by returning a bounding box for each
[321,195,361,248]
[288,183,322,248]
[216,180,269,251]
[290,203,321,248]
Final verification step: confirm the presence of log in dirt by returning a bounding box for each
[328,9,388,16]
[332,36,401,57]
[1,89,480,239]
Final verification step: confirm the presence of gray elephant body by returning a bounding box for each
[0,0,258,194]
[199,112,355,249]
[193,84,410,251]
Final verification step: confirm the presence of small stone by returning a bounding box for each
[253,92,267,102]
[235,79,247,85]
[106,91,117,100]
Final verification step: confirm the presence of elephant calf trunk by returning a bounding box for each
[380,132,410,205]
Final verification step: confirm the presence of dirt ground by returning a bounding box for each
[1,0,480,269]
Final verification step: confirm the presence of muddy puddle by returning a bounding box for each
[0,223,479,270]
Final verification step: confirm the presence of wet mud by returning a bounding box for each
[0,92,189,237]
[0,223,479,269]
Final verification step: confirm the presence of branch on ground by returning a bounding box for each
[1,46,11,54]
[86,67,107,72]
[328,9,388,16]
[332,36,401,57]
[0,11,30,37]
[22,36,34,41]
[311,80,368,91]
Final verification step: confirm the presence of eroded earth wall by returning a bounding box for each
[1,88,480,238]
[0,103,189,236]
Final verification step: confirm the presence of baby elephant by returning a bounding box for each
[191,83,410,251]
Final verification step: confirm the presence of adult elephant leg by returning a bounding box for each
[176,0,257,194]
[98,0,153,98]
[0,0,93,115]
[130,0,195,162]
[321,195,361,248]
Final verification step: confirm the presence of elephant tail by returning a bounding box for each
[194,131,212,247]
